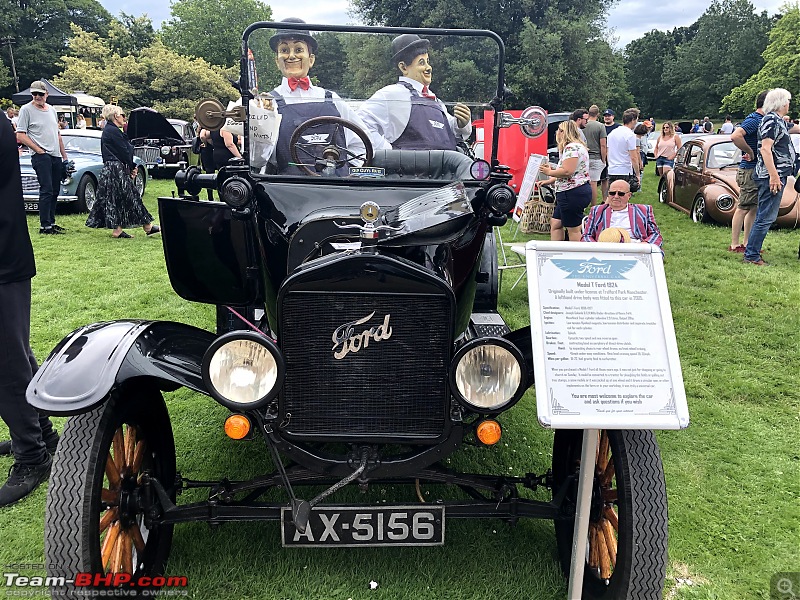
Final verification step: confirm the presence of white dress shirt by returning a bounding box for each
[261,78,381,167]
[358,77,472,151]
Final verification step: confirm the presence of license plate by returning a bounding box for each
[281,505,445,547]
[24,201,38,211]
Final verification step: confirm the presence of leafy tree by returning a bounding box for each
[0,0,111,98]
[662,0,773,117]
[722,5,800,115]
[624,27,697,119]
[160,0,273,68]
[108,13,156,57]
[510,11,632,111]
[54,25,238,120]
[351,0,628,112]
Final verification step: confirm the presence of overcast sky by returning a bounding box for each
[96,0,786,48]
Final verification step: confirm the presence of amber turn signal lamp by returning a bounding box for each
[476,420,502,445]
[224,414,251,440]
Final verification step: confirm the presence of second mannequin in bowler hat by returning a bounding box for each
[358,34,472,151]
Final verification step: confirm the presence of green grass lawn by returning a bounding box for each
[0,169,798,599]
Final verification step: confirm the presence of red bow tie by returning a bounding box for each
[421,86,436,99]
[288,77,311,91]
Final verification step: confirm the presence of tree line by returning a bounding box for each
[1,0,796,121]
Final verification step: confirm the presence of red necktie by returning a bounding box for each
[421,86,436,99]
[288,77,310,91]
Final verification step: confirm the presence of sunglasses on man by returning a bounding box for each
[31,91,45,97]
[607,190,629,197]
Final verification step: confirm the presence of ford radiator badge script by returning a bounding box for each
[332,311,392,360]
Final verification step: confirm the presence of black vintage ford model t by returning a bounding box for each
[29,22,668,599]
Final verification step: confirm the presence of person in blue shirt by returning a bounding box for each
[728,90,767,253]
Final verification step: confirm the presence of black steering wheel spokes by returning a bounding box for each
[289,116,373,177]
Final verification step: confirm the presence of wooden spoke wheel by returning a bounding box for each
[552,429,668,599]
[45,385,176,596]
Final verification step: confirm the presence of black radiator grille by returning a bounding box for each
[280,292,451,440]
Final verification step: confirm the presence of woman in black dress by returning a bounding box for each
[210,128,241,168]
[86,104,159,239]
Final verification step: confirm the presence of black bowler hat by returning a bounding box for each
[391,33,430,64]
[269,18,318,54]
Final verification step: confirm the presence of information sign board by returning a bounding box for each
[526,240,689,429]
[512,154,545,222]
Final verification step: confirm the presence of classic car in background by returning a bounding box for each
[20,129,147,213]
[127,107,199,177]
[658,134,800,227]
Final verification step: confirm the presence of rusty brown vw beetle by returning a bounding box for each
[658,135,800,227]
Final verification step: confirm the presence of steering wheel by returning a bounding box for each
[289,116,373,177]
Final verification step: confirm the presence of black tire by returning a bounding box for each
[552,430,667,599]
[76,175,97,213]
[657,178,669,204]
[691,195,711,223]
[134,167,147,198]
[45,384,176,596]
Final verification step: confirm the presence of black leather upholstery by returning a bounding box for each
[371,149,474,180]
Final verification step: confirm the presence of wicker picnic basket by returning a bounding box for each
[520,187,555,234]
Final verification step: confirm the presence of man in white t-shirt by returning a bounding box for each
[720,115,734,134]
[605,107,640,196]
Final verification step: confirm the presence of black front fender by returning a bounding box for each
[27,320,217,416]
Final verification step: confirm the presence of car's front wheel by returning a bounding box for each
[692,195,711,223]
[44,384,176,597]
[134,167,147,198]
[76,175,97,213]
[657,178,669,204]
[552,429,668,599]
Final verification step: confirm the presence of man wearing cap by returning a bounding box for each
[265,18,374,175]
[358,34,472,151]
[16,80,68,235]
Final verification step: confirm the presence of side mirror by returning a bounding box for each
[195,98,246,131]
[497,106,547,139]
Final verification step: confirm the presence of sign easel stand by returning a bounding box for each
[566,429,599,600]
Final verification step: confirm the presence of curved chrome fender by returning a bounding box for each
[27,320,216,416]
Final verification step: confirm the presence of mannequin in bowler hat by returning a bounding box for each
[265,18,376,175]
[358,34,472,151]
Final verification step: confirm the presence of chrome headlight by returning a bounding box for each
[160,145,171,156]
[716,194,735,211]
[450,338,526,413]
[202,331,284,410]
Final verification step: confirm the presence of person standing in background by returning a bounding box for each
[15,80,68,235]
[0,110,59,507]
[729,90,768,253]
[85,104,160,239]
[744,88,799,265]
[583,105,607,205]
[720,115,734,134]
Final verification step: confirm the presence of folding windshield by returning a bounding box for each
[239,24,503,183]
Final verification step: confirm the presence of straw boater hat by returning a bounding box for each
[597,227,632,243]
[269,18,318,54]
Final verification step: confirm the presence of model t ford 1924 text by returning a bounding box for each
[28,21,670,599]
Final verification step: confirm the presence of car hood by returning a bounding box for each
[19,151,99,173]
[707,168,738,191]
[127,107,184,142]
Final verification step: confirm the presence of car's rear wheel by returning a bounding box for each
[657,178,669,204]
[692,195,711,223]
[45,384,175,597]
[76,175,97,213]
[552,429,667,599]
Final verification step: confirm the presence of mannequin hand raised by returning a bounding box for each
[454,103,471,129]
